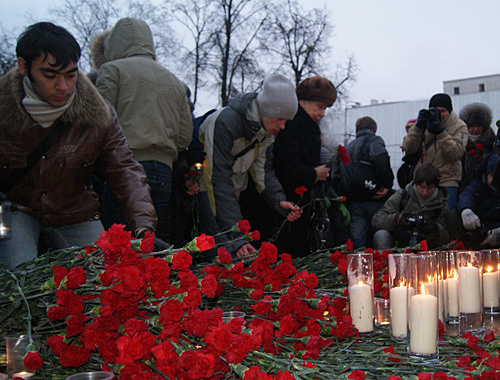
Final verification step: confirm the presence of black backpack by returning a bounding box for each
[339,136,378,201]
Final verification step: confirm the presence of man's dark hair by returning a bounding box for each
[16,22,81,76]
[355,116,377,133]
[414,163,441,187]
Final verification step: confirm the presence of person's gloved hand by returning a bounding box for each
[427,120,445,135]
[395,212,414,229]
[481,227,500,246]
[415,109,428,130]
[185,145,206,167]
[338,203,350,226]
[420,220,438,234]
[461,208,481,231]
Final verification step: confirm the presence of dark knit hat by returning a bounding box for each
[459,103,492,128]
[256,74,298,120]
[429,93,452,112]
[296,76,337,107]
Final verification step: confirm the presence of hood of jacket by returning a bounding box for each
[92,18,155,70]
[227,92,262,134]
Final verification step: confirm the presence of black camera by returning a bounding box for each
[420,108,441,123]
[407,214,430,228]
[406,215,431,247]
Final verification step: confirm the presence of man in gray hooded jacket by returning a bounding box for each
[91,18,193,241]
[198,74,302,258]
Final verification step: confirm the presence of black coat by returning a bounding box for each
[273,106,321,204]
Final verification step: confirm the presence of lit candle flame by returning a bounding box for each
[421,282,426,295]
[194,163,203,170]
[487,265,493,273]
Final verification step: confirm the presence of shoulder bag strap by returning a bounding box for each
[1,122,69,192]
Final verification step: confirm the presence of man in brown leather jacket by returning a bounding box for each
[0,22,157,268]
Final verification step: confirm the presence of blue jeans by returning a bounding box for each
[0,209,104,269]
[348,201,384,249]
[446,186,458,211]
[101,160,171,239]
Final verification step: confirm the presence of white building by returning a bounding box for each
[326,74,500,188]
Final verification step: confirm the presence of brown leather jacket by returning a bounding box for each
[0,69,157,231]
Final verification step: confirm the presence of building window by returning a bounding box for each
[454,87,460,95]
[479,83,485,92]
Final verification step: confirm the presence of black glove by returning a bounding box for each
[153,237,171,251]
[415,109,428,130]
[136,228,171,251]
[185,145,206,167]
[420,220,438,234]
[395,212,414,229]
[427,120,444,135]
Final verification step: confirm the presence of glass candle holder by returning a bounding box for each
[482,250,500,314]
[5,335,40,378]
[375,297,390,325]
[388,253,411,338]
[0,200,12,240]
[408,253,439,360]
[65,372,115,380]
[457,251,484,334]
[347,253,374,334]
[445,251,459,323]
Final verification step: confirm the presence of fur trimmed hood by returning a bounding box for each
[0,68,112,132]
[90,30,110,71]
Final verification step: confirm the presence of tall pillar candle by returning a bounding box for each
[347,253,374,334]
[458,264,481,313]
[387,253,411,338]
[349,281,374,332]
[483,268,499,309]
[447,274,459,318]
[409,287,438,354]
[390,284,408,338]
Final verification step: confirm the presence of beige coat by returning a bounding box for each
[402,111,468,187]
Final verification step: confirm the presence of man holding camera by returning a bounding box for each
[372,164,450,249]
[402,93,468,210]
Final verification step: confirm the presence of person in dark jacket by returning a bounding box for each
[198,74,302,259]
[344,116,394,249]
[372,164,449,249]
[0,22,157,269]
[272,75,343,257]
[458,153,500,248]
[458,103,496,192]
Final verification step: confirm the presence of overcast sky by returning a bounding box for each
[2,0,500,107]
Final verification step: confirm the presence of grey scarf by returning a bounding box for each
[22,77,75,128]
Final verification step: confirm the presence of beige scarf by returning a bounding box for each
[22,77,75,128]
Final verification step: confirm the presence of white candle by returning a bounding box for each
[349,282,373,333]
[409,286,438,354]
[438,278,445,323]
[447,276,459,317]
[458,265,481,313]
[443,278,449,319]
[390,284,408,338]
[483,267,500,308]
[12,372,35,379]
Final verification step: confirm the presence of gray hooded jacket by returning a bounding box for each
[91,18,192,168]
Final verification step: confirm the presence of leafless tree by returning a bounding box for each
[208,0,269,106]
[263,0,357,108]
[168,0,217,106]
[0,25,17,75]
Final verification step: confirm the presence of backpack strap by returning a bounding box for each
[233,136,267,160]
[0,122,69,192]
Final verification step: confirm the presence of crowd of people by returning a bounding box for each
[1,18,500,269]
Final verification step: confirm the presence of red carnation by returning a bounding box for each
[250,230,261,241]
[294,186,307,196]
[52,266,69,287]
[23,351,43,371]
[65,266,87,289]
[171,249,193,271]
[348,369,365,380]
[237,220,251,234]
[338,144,350,164]
[201,273,218,298]
[217,247,233,264]
[418,240,428,251]
[59,343,91,367]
